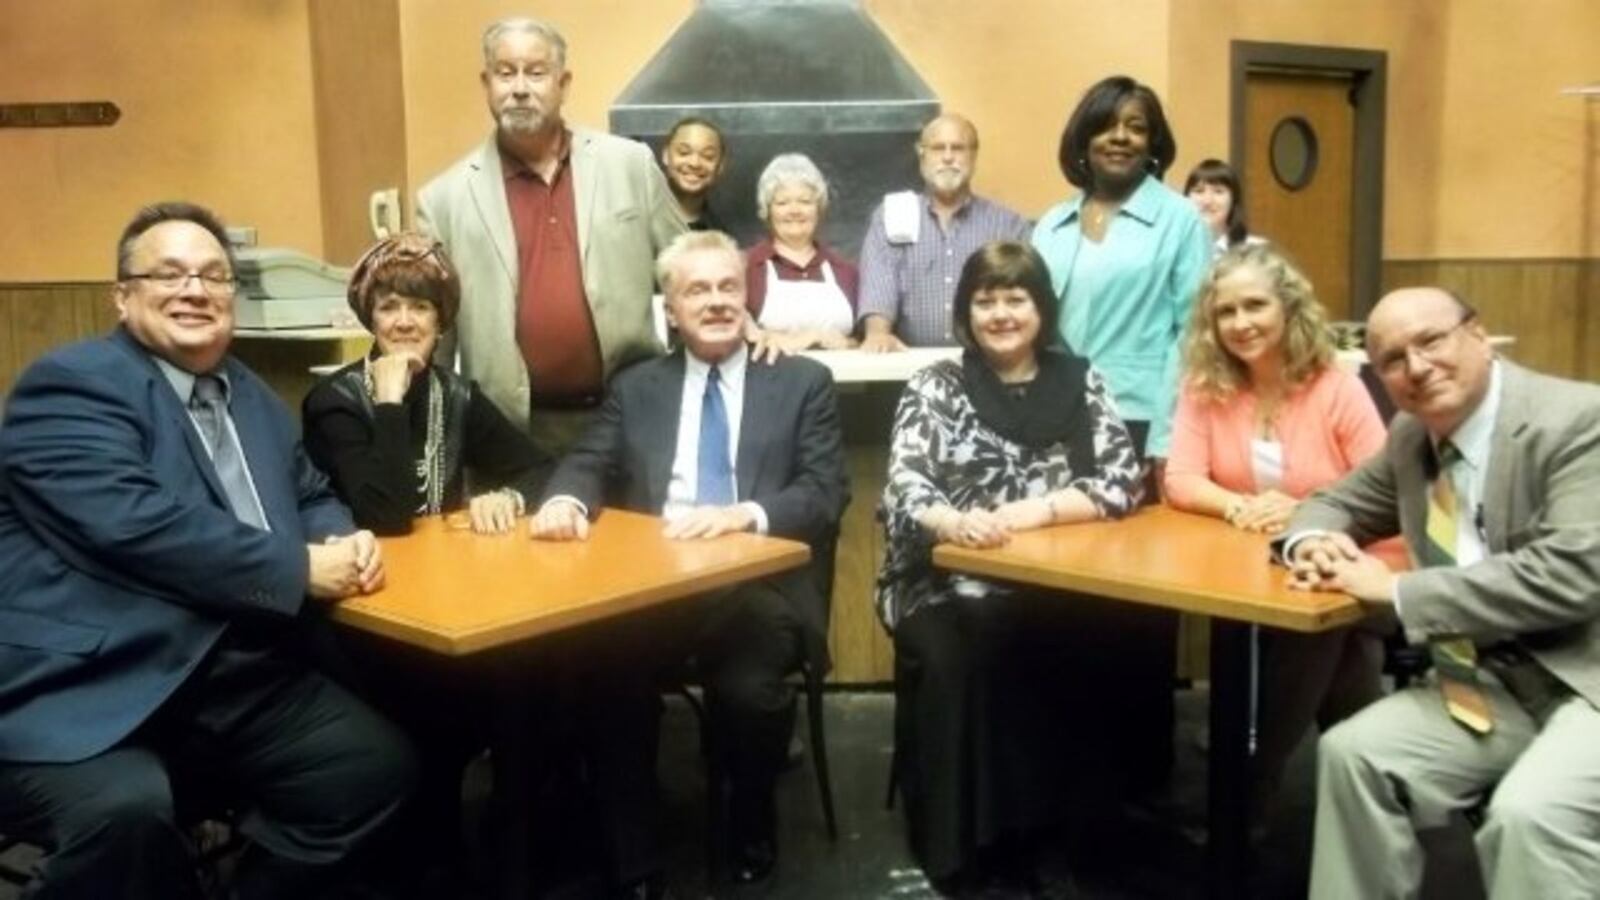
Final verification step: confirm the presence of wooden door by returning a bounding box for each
[1243,72,1356,320]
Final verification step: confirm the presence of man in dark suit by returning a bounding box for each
[531,229,848,888]
[1280,287,1600,898]
[0,202,415,899]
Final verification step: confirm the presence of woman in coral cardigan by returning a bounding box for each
[1165,242,1389,815]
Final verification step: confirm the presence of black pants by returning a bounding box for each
[680,581,806,851]
[895,591,1119,881]
[0,633,417,900]
[487,616,669,898]
[1118,418,1178,791]
[321,628,494,889]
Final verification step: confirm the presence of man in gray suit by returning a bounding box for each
[1281,286,1600,898]
[416,16,685,457]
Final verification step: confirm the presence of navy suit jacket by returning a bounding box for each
[541,350,848,659]
[0,329,353,763]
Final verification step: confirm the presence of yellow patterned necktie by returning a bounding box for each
[1422,441,1493,734]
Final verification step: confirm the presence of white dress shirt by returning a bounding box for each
[1407,360,1503,574]
[664,345,768,532]
[1280,361,1503,614]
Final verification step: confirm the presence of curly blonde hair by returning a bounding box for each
[1181,243,1335,402]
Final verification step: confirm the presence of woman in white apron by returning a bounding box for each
[744,153,859,353]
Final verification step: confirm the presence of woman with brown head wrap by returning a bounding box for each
[303,232,550,535]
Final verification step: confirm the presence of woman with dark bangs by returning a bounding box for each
[1184,157,1265,255]
[879,241,1143,894]
[303,232,550,536]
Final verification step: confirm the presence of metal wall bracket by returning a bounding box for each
[0,102,121,128]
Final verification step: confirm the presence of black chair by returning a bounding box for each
[1384,632,1433,689]
[0,821,237,891]
[884,747,899,811]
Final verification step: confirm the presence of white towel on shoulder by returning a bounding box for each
[883,191,921,245]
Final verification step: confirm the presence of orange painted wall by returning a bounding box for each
[2,1,1593,282]
[394,0,1167,225]
[1166,0,1598,259]
[397,0,695,204]
[0,0,325,282]
[397,0,1596,260]
[867,0,1170,221]
[1422,0,1598,259]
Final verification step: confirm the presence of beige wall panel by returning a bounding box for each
[309,0,410,266]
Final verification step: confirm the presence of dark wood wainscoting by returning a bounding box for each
[1382,258,1599,382]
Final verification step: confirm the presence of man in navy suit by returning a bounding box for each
[0,202,415,899]
[532,229,847,890]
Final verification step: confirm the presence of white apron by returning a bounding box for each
[757,258,854,335]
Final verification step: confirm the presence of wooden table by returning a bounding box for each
[934,505,1367,899]
[334,508,811,655]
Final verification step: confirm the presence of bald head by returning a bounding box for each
[918,114,979,203]
[1367,287,1473,348]
[920,114,978,149]
[1367,286,1493,437]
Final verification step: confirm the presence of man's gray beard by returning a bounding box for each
[927,170,969,196]
[498,109,545,135]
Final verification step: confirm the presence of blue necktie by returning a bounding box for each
[696,365,735,506]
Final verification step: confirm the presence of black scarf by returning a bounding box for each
[962,347,1095,473]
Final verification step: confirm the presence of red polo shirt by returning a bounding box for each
[502,133,604,404]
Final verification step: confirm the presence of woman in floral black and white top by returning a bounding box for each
[878,241,1143,893]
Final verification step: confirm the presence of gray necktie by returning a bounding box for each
[190,375,267,530]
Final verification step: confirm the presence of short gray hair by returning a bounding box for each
[482,17,567,70]
[755,153,830,221]
[656,230,743,295]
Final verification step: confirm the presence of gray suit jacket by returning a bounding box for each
[415,127,686,431]
[1286,361,1600,709]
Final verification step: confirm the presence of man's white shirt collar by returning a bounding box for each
[1436,359,1502,476]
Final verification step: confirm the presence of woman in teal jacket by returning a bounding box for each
[1031,75,1210,798]
[1032,75,1210,462]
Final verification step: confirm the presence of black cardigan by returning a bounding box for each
[302,360,552,535]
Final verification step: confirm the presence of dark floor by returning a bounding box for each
[0,686,1481,899]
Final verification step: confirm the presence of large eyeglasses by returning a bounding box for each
[123,269,238,298]
[1374,314,1475,377]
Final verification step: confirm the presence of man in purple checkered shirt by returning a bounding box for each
[857,114,1032,351]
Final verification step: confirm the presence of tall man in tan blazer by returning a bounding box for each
[417,16,685,457]
[1280,287,1600,898]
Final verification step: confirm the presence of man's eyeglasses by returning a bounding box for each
[123,269,238,298]
[1374,314,1475,377]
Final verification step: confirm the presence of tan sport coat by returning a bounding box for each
[416,126,686,432]
[1286,361,1600,709]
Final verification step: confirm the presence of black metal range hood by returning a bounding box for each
[610,0,940,253]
